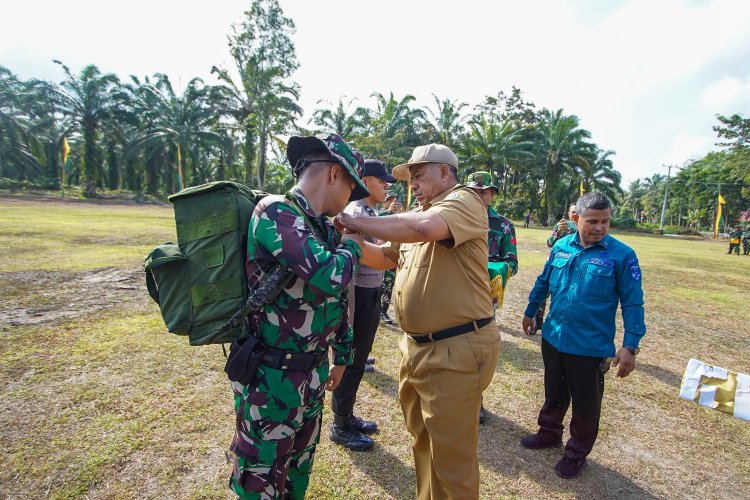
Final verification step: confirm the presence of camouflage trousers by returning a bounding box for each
[380,270,395,314]
[229,376,325,499]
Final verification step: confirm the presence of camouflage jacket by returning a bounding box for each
[245,187,361,367]
[547,219,578,248]
[488,207,518,277]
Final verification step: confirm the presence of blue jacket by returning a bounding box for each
[524,233,646,357]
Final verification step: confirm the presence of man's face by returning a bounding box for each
[326,163,356,216]
[470,187,494,208]
[573,208,611,247]
[410,163,448,204]
[568,205,577,219]
[363,176,389,204]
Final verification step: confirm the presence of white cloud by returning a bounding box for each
[663,133,715,166]
[701,75,750,112]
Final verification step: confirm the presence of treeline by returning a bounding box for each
[0,0,626,221]
[623,114,750,230]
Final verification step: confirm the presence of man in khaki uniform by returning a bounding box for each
[336,144,500,499]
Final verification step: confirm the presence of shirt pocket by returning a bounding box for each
[411,242,432,268]
[584,265,615,298]
[549,258,570,290]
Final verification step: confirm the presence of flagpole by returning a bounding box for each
[177,144,185,191]
[61,137,71,198]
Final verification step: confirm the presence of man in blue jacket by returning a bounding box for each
[520,192,646,479]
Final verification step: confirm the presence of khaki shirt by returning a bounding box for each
[383,184,493,334]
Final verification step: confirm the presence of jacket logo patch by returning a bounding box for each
[589,258,614,268]
[628,258,641,281]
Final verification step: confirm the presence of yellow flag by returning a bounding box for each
[579,180,585,197]
[714,194,726,239]
[62,137,71,166]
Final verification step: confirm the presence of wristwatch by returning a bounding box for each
[623,345,640,355]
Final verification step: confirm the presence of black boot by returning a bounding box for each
[330,414,374,452]
[479,405,487,425]
[350,414,378,434]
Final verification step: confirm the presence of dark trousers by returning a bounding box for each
[537,339,605,460]
[332,286,382,417]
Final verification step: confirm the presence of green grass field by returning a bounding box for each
[1,195,749,499]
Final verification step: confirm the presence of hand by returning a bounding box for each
[341,232,364,248]
[611,348,636,378]
[559,218,567,226]
[522,315,535,336]
[326,364,346,391]
[390,202,403,214]
[336,213,358,233]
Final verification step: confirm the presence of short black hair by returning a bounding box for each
[576,192,612,216]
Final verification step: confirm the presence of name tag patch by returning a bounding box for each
[589,258,614,268]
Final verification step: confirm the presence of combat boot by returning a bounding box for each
[330,414,374,452]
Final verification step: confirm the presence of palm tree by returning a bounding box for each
[583,149,623,202]
[534,108,594,220]
[426,95,467,149]
[310,97,367,138]
[52,60,125,197]
[461,118,534,198]
[127,74,229,193]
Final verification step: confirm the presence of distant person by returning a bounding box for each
[524,212,531,228]
[330,159,395,452]
[743,227,750,255]
[728,227,741,255]
[520,192,646,479]
[534,203,578,333]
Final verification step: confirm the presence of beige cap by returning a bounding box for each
[392,144,459,181]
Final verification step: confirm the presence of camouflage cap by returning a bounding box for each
[385,191,397,200]
[466,171,498,192]
[286,133,369,201]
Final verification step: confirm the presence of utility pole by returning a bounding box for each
[659,164,675,234]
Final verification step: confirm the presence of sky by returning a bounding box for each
[2,0,750,186]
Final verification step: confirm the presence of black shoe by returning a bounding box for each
[380,313,394,325]
[555,456,588,479]
[364,364,375,373]
[479,405,487,425]
[330,423,374,452]
[350,414,378,434]
[366,356,376,364]
[520,432,563,449]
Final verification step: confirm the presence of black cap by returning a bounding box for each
[362,159,396,183]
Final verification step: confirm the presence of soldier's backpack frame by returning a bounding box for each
[144,181,267,346]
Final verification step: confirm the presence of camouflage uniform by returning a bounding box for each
[488,206,518,277]
[728,228,741,255]
[229,186,361,499]
[378,202,398,322]
[743,228,750,255]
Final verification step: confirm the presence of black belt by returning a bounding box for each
[260,345,327,371]
[408,317,494,344]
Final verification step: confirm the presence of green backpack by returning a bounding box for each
[144,181,267,346]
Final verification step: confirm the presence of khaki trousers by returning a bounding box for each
[399,324,500,500]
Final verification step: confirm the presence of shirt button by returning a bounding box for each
[285,353,292,359]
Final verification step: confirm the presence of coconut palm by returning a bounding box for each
[52,61,127,197]
[534,108,594,219]
[425,95,467,149]
[310,97,367,138]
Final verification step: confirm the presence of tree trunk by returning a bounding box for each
[244,123,256,188]
[83,126,98,198]
[256,131,268,191]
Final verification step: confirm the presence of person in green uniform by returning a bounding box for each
[467,171,518,424]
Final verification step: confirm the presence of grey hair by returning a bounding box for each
[576,192,612,216]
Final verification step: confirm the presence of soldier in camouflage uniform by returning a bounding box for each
[743,227,750,255]
[229,133,369,499]
[379,191,402,324]
[728,227,741,255]
[534,203,578,332]
[467,171,518,424]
